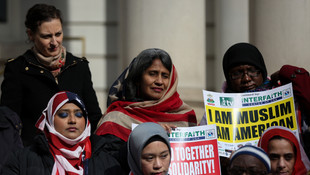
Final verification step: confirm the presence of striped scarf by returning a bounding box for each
[95,63,197,141]
[36,91,91,175]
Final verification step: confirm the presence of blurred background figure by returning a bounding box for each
[0,106,23,174]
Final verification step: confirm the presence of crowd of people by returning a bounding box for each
[1,3,310,175]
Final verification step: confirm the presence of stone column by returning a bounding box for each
[250,0,310,74]
[215,0,250,91]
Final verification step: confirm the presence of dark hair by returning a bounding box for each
[25,4,62,33]
[125,48,172,101]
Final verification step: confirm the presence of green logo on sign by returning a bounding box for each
[220,97,233,107]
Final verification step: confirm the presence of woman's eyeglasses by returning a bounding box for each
[230,69,261,80]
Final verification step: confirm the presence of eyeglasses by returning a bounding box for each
[229,69,261,80]
[229,167,268,175]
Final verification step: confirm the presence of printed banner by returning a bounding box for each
[168,124,221,175]
[203,83,298,157]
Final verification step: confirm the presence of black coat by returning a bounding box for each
[0,106,23,174]
[0,50,102,145]
[1,134,125,175]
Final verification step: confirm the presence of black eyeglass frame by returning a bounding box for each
[229,69,261,80]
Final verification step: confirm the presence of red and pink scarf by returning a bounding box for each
[95,64,197,141]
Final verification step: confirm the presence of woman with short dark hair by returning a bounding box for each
[0,3,102,146]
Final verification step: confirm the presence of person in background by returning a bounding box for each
[258,126,310,175]
[201,42,310,125]
[0,106,23,174]
[228,145,271,175]
[199,42,310,175]
[0,4,101,146]
[95,48,197,172]
[127,122,171,175]
[1,91,124,175]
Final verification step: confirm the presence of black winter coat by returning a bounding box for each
[0,50,102,145]
[0,106,23,174]
[1,134,125,175]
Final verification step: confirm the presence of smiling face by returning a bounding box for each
[54,103,86,139]
[141,141,171,175]
[268,139,296,175]
[27,18,63,57]
[228,64,264,92]
[139,58,170,100]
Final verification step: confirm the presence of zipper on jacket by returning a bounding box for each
[54,60,78,84]
[58,60,78,74]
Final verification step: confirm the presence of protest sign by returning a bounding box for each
[203,83,298,157]
[168,124,221,175]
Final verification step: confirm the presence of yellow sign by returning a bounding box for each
[206,97,297,143]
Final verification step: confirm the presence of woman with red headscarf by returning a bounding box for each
[95,48,197,173]
[258,126,310,175]
[2,91,124,175]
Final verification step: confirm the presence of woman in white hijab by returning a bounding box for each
[128,122,171,175]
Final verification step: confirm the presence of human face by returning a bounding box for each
[54,103,86,139]
[268,139,296,175]
[141,141,171,175]
[139,58,170,100]
[228,65,264,92]
[27,18,63,57]
[229,154,268,175]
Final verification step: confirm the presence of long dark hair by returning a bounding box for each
[125,48,172,101]
[25,4,62,33]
